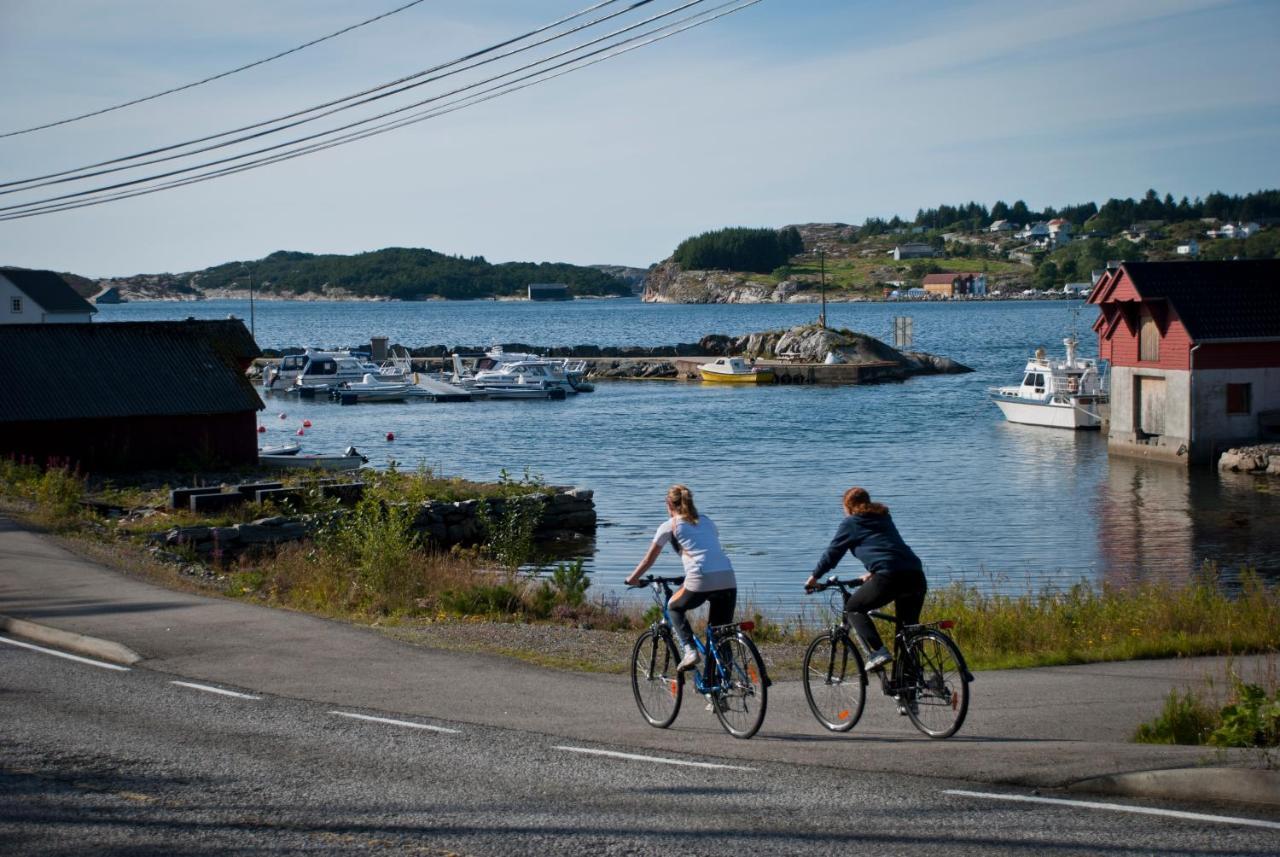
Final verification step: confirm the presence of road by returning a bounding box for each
[3,635,1279,856]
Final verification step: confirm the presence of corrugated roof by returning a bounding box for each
[1120,260,1280,341]
[0,320,263,423]
[1,267,97,315]
[922,273,969,285]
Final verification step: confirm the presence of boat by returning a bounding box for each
[262,350,383,392]
[468,346,593,393]
[448,354,569,400]
[989,336,1108,429]
[259,446,368,471]
[257,441,301,456]
[331,374,432,404]
[699,356,775,384]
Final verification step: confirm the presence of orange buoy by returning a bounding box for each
[386,431,395,441]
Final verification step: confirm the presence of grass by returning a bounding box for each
[1134,656,1280,755]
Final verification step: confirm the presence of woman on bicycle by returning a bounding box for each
[625,484,736,672]
[803,487,926,671]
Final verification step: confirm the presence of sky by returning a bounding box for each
[0,0,1277,277]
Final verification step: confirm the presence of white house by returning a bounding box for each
[988,219,1016,233]
[1047,218,1073,248]
[1176,240,1200,257]
[892,243,936,260]
[1018,222,1051,240]
[1,268,97,324]
[1062,282,1092,296]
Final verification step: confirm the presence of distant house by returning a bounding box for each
[1047,218,1073,248]
[1,268,97,324]
[905,287,928,298]
[527,283,570,301]
[0,320,263,470]
[921,272,987,298]
[1210,222,1262,240]
[1176,240,1200,257]
[892,243,936,260]
[92,284,126,304]
[988,220,1016,233]
[1062,282,1092,296]
[1019,222,1051,240]
[1088,260,1280,466]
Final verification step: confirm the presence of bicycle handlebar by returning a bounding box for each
[627,574,685,589]
[805,575,865,594]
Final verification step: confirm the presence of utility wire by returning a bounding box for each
[0,0,432,139]
[0,1,762,221]
[0,0,711,211]
[0,0,633,191]
[0,0,662,196]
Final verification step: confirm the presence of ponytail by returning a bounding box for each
[843,486,888,517]
[667,484,700,524]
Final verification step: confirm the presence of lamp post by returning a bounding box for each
[239,261,255,342]
[818,247,827,328]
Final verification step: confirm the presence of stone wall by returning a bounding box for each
[152,488,597,556]
[1218,445,1280,476]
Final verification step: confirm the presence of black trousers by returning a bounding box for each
[668,587,737,650]
[843,569,927,652]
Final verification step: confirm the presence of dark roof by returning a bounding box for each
[1,267,97,315]
[1119,260,1280,341]
[0,320,262,423]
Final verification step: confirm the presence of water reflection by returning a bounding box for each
[1097,456,1280,586]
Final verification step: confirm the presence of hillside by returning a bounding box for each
[79,247,633,301]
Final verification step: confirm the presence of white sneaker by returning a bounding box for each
[677,648,700,672]
[864,647,893,672]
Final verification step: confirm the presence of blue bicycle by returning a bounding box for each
[628,575,770,739]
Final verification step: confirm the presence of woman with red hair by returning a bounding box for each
[804,487,926,672]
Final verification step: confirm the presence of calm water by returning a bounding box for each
[98,299,1280,617]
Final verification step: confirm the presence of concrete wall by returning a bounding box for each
[1109,365,1280,465]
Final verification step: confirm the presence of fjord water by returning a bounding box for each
[100,299,1279,617]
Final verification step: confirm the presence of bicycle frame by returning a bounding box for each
[650,578,741,696]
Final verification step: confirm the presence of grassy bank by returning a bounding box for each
[3,458,1278,676]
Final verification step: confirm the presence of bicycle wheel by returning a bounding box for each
[901,630,970,739]
[711,632,768,739]
[801,631,867,732]
[630,628,683,728]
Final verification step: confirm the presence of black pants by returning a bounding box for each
[668,587,736,650]
[843,569,927,652]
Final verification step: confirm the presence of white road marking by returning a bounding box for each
[329,711,460,734]
[170,680,261,700]
[554,746,756,771]
[0,634,131,671]
[943,789,1280,831]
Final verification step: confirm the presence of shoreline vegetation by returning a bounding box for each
[3,458,1278,682]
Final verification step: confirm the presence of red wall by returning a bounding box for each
[1196,341,1280,369]
[1093,270,1193,370]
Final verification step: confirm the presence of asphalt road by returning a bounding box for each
[3,637,1278,856]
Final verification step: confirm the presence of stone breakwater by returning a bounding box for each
[1219,445,1280,476]
[149,488,597,558]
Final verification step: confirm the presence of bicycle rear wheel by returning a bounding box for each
[630,628,683,728]
[801,631,867,732]
[712,632,768,739]
[901,630,970,739]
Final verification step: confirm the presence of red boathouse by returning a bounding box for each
[1088,260,1280,466]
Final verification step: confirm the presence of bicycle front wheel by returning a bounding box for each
[802,631,867,732]
[712,633,768,739]
[631,628,683,728]
[901,630,970,739]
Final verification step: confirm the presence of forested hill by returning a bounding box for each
[99,247,633,300]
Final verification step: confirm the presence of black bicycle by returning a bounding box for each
[802,576,973,739]
[628,575,770,739]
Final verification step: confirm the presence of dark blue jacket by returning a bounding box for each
[811,512,923,579]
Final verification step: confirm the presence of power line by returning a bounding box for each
[0,0,433,139]
[0,0,636,192]
[0,0,713,213]
[0,1,763,221]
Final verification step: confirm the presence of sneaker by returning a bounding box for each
[864,647,893,672]
[895,695,918,717]
[677,647,700,672]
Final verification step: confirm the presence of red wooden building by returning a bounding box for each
[1088,260,1280,465]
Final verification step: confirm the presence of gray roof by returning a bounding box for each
[0,320,262,423]
[1,267,97,315]
[1120,260,1280,341]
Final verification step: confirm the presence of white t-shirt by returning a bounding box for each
[652,515,736,593]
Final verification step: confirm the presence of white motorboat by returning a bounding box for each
[448,354,568,400]
[263,350,382,392]
[989,336,1108,429]
[259,446,368,471]
[470,346,593,393]
[332,374,432,404]
[257,441,301,456]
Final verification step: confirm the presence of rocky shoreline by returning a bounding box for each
[1218,445,1280,476]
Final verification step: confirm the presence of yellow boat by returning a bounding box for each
[699,356,775,384]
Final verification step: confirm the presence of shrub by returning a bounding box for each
[549,560,591,607]
[1209,680,1280,748]
[1134,688,1219,745]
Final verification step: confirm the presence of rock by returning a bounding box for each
[252,516,289,527]
[166,526,211,546]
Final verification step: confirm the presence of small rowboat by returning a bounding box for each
[259,447,368,472]
[699,356,775,384]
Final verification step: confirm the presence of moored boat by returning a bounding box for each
[699,356,775,384]
[989,336,1108,429]
[259,446,368,471]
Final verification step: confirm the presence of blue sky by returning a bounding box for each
[0,0,1277,277]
